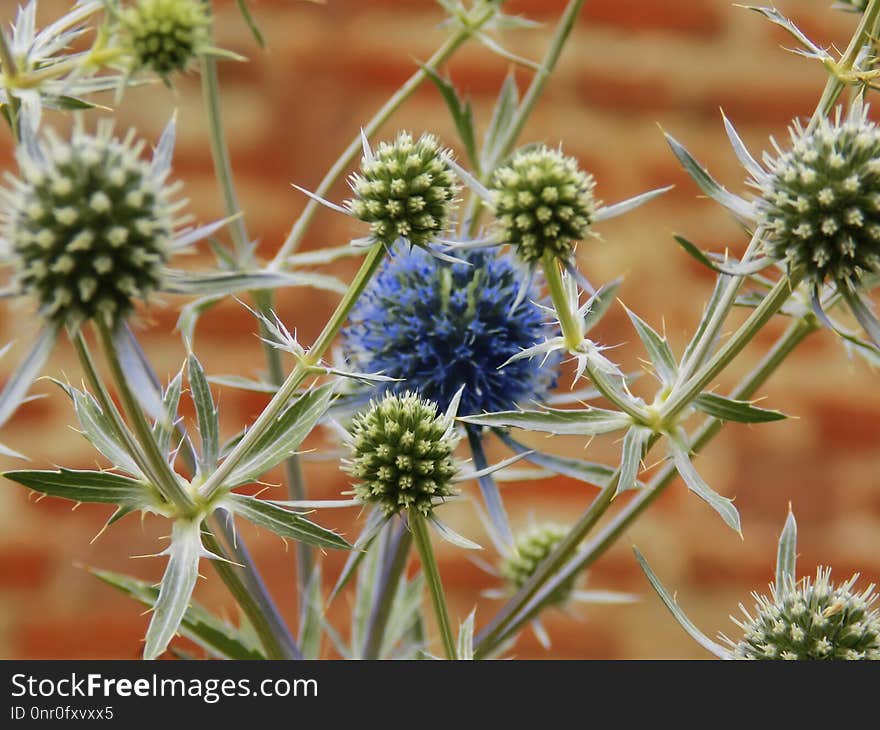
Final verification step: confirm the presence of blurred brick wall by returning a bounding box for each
[0,0,878,659]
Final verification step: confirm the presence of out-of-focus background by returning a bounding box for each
[0,0,878,659]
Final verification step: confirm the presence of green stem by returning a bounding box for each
[200,19,313,589]
[75,331,300,658]
[543,252,649,422]
[474,317,817,655]
[71,330,172,505]
[252,288,314,592]
[362,521,413,660]
[201,527,301,659]
[542,252,583,351]
[409,509,456,660]
[472,461,625,658]
[199,244,387,500]
[661,270,803,422]
[268,2,500,270]
[810,0,880,128]
[465,0,586,235]
[94,321,196,515]
[676,230,763,381]
[200,33,250,260]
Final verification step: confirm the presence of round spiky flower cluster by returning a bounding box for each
[344,392,460,516]
[343,246,557,415]
[756,106,880,290]
[2,123,174,327]
[501,524,575,605]
[491,145,597,264]
[731,567,880,660]
[345,132,458,249]
[120,0,210,76]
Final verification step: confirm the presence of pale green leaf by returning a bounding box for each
[775,508,798,591]
[669,440,741,534]
[164,269,347,297]
[457,609,476,660]
[420,64,478,169]
[188,354,219,472]
[625,307,678,385]
[224,383,335,487]
[664,133,753,218]
[616,426,652,495]
[497,432,625,489]
[694,392,787,423]
[92,567,264,660]
[633,547,730,659]
[225,493,350,550]
[482,72,519,169]
[144,521,203,660]
[0,324,58,426]
[4,468,154,507]
[460,406,631,436]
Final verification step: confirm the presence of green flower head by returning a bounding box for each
[501,523,576,605]
[345,132,459,249]
[343,392,460,516]
[756,104,880,291]
[120,0,211,77]
[490,145,597,264]
[2,120,178,327]
[732,567,880,660]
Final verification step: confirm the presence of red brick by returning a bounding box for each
[16,616,149,659]
[812,400,880,451]
[0,545,52,590]
[583,0,723,35]
[577,71,673,113]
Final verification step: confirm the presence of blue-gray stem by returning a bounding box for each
[362,518,413,660]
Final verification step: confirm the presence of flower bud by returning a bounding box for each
[121,0,210,77]
[757,106,880,290]
[4,124,173,326]
[501,523,575,605]
[344,392,459,516]
[490,145,597,264]
[346,132,458,249]
[733,567,880,660]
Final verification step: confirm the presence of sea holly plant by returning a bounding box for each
[0,0,877,662]
[5,353,349,660]
[635,511,880,660]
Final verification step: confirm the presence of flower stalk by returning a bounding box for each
[198,243,387,500]
[474,316,818,656]
[409,508,456,660]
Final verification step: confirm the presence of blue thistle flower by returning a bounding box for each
[343,246,557,415]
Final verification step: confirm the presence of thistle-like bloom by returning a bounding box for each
[754,105,880,292]
[342,246,557,415]
[730,568,880,660]
[2,120,183,327]
[501,523,576,605]
[491,145,597,264]
[119,0,211,77]
[668,104,880,346]
[345,131,459,249]
[0,116,233,332]
[343,392,460,516]
[637,511,880,660]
